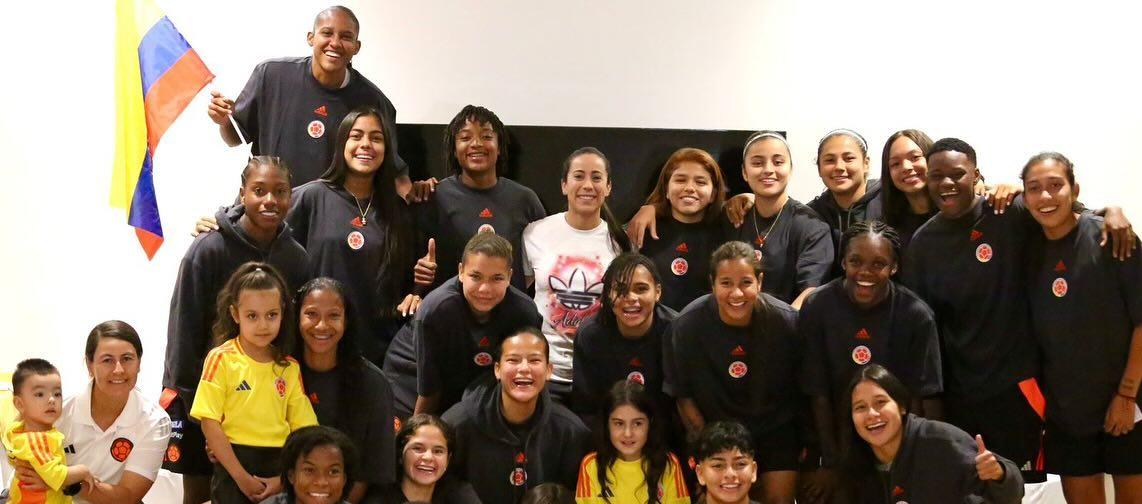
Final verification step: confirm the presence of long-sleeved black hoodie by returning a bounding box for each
[162,205,309,409]
[807,178,884,277]
[441,382,591,504]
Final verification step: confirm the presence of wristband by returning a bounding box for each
[63,482,83,496]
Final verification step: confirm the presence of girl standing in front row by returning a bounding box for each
[523,147,632,402]
[191,262,318,503]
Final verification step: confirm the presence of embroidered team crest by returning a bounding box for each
[275,377,287,398]
[728,361,748,379]
[671,257,688,276]
[852,345,872,365]
[473,352,493,366]
[975,243,993,263]
[509,467,527,486]
[347,231,365,250]
[478,223,496,234]
[1052,278,1068,297]
[307,120,325,139]
[627,371,646,384]
[109,437,134,462]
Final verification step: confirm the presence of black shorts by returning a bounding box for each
[945,378,1046,483]
[1045,420,1142,476]
[162,392,213,476]
[746,420,801,473]
[211,445,281,504]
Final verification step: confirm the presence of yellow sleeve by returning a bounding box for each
[190,347,230,422]
[663,454,692,504]
[575,453,602,504]
[285,361,317,431]
[9,430,69,491]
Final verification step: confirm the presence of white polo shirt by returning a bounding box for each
[57,383,171,503]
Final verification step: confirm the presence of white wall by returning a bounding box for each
[1,0,1139,398]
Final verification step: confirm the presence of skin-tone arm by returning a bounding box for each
[676,398,705,442]
[1095,206,1136,260]
[413,393,441,416]
[625,204,659,249]
[725,193,755,228]
[791,287,816,310]
[201,419,277,501]
[206,91,242,147]
[63,464,93,487]
[80,471,156,504]
[1106,324,1142,436]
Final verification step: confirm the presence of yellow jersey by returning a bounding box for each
[576,451,691,504]
[2,421,71,504]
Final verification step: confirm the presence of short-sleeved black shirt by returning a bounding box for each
[664,294,800,431]
[232,56,405,185]
[722,198,834,304]
[571,305,677,417]
[902,196,1039,398]
[1028,214,1142,434]
[799,278,942,405]
[416,176,546,290]
[640,216,722,311]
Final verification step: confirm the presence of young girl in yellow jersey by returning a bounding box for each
[191,262,318,503]
[576,380,690,504]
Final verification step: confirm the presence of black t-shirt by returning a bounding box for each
[799,278,943,406]
[377,480,483,504]
[301,358,396,486]
[414,278,542,412]
[664,294,800,431]
[287,181,417,363]
[1028,214,1142,434]
[639,216,722,311]
[722,198,833,304]
[232,56,405,185]
[571,305,677,417]
[894,209,937,255]
[902,197,1039,398]
[416,176,546,290]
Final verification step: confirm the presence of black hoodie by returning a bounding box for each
[849,414,1023,504]
[441,383,591,504]
[162,205,309,409]
[807,179,884,277]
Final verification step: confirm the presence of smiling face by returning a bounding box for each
[494,332,552,405]
[307,9,361,79]
[86,337,140,401]
[817,135,869,197]
[459,252,512,319]
[454,119,500,178]
[1023,159,1079,237]
[289,444,347,504]
[851,380,905,462]
[229,288,283,354]
[742,138,791,199]
[887,136,928,194]
[608,404,649,462]
[562,153,612,215]
[299,288,345,359]
[401,425,450,488]
[926,150,978,218]
[712,258,760,327]
[666,161,714,222]
[696,448,758,504]
[343,115,385,177]
[239,163,290,235]
[842,234,897,309]
[14,373,63,429]
[611,265,661,336]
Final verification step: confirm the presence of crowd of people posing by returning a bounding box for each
[5,5,1141,504]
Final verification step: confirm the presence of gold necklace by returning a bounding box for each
[354,195,373,226]
[751,200,785,247]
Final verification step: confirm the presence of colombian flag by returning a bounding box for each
[112,0,213,259]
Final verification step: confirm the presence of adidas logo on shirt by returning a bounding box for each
[479,208,494,218]
[64,444,76,454]
[235,380,252,392]
[1021,461,1032,471]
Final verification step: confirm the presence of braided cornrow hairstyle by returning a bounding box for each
[839,220,903,268]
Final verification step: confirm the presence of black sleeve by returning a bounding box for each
[286,186,311,249]
[570,339,596,416]
[561,424,593,491]
[798,300,829,398]
[1116,237,1142,325]
[795,220,835,294]
[907,300,944,397]
[901,244,925,298]
[663,320,694,399]
[414,318,442,397]
[163,248,214,405]
[953,428,1024,504]
[526,189,548,222]
[230,61,264,142]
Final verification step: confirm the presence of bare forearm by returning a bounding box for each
[219,122,241,147]
[1119,325,1142,398]
[810,396,839,463]
[414,393,440,416]
[792,287,816,310]
[677,398,705,437]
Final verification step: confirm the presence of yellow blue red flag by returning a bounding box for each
[112,0,213,259]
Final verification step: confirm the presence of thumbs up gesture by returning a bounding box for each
[974,435,1004,481]
[414,238,437,286]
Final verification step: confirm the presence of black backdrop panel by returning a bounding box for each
[397,124,783,221]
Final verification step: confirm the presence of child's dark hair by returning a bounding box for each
[560,147,633,253]
[597,253,661,330]
[840,220,903,268]
[494,327,550,363]
[292,277,364,426]
[520,483,575,504]
[241,155,292,186]
[692,421,755,462]
[13,359,59,395]
[394,414,457,482]
[84,320,144,363]
[643,147,728,226]
[840,365,912,478]
[595,380,668,504]
[927,137,977,166]
[213,261,294,365]
[444,105,509,177]
[280,425,358,501]
[462,231,513,264]
[319,107,416,316]
[880,129,934,229]
[1020,151,1076,186]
